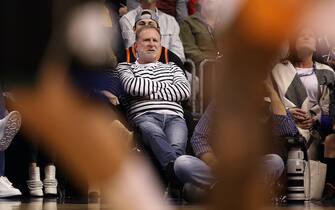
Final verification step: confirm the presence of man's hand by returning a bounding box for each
[288,108,315,129]
[296,118,315,130]
[288,108,310,121]
[101,90,120,106]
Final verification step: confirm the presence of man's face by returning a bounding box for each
[135,28,161,63]
[135,19,158,32]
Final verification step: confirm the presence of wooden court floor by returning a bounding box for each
[1,199,335,210]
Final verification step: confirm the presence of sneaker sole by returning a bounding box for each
[0,111,21,151]
[0,191,22,198]
[44,191,57,196]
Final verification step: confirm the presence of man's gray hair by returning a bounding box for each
[135,25,161,41]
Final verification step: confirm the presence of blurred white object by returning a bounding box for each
[104,156,175,210]
[304,1,335,41]
[67,3,113,66]
[27,166,43,197]
[44,165,58,195]
[304,160,327,200]
[302,1,335,66]
[216,0,245,30]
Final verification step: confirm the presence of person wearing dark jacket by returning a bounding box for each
[180,0,219,65]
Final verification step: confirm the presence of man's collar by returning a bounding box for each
[135,59,159,66]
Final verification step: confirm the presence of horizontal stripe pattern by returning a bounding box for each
[117,62,190,120]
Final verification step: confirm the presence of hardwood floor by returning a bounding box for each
[1,198,335,210]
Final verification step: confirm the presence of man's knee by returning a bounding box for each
[174,155,195,181]
[263,154,285,177]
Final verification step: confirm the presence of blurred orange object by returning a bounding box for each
[237,0,310,47]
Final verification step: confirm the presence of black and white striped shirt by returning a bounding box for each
[117,61,190,120]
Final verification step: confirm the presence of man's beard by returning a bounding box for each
[138,51,157,63]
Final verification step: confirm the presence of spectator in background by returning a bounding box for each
[0,87,22,198]
[174,78,294,202]
[272,27,335,156]
[180,0,219,65]
[106,0,128,17]
[126,0,188,23]
[120,0,185,61]
[271,27,335,200]
[156,0,188,24]
[121,9,184,70]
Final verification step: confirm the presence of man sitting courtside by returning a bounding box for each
[117,26,190,183]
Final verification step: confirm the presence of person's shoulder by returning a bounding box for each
[186,13,199,21]
[315,62,334,72]
[183,12,201,24]
[180,15,194,25]
[157,61,173,67]
[271,60,294,76]
[165,61,181,70]
[117,62,133,70]
[166,48,182,62]
[273,60,291,70]
[166,48,179,58]
[120,7,140,22]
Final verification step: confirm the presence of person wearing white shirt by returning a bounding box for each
[120,0,185,61]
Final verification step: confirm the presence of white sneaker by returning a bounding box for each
[0,111,21,151]
[0,176,21,198]
[43,165,57,195]
[27,166,43,197]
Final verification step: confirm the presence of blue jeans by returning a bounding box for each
[174,154,285,190]
[133,112,188,168]
[174,155,215,190]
